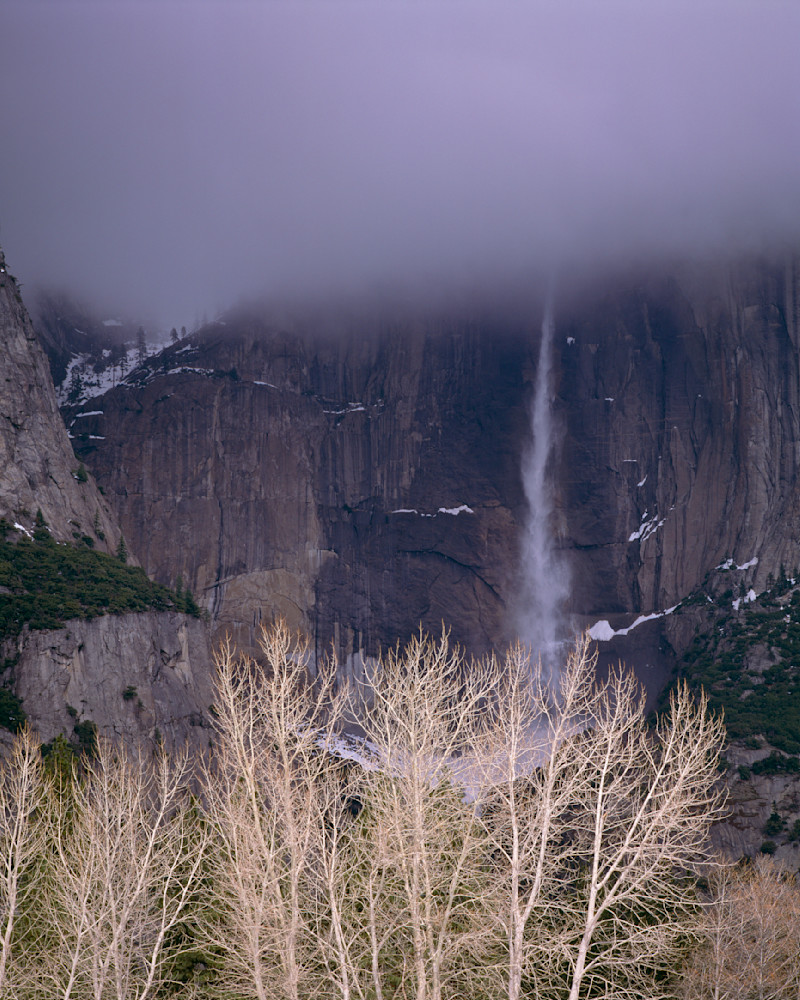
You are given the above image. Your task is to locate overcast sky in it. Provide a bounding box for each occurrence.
[2,0,799,327]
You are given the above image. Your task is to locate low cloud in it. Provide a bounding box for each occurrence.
[2,0,799,325]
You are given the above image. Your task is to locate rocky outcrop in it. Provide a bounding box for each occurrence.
[0,246,121,550]
[0,243,215,751]
[10,612,215,752]
[711,743,800,863]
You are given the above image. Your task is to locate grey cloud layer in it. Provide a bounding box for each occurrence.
[2,1,799,323]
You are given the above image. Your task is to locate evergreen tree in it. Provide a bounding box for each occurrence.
[33,509,51,544]
[115,536,128,564]
[136,326,147,366]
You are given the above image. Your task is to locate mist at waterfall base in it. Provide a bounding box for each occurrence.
[514,299,571,673]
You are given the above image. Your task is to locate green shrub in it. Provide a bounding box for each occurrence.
[0,687,26,733]
[764,809,786,837]
[0,535,201,643]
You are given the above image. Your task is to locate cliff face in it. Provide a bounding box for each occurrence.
[69,313,531,661]
[10,612,214,752]
[0,245,214,750]
[67,255,800,679]
[558,258,800,620]
[0,246,121,549]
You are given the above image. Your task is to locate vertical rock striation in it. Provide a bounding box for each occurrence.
[0,246,121,549]
[68,255,800,686]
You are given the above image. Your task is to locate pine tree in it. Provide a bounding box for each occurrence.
[33,509,51,543]
[136,327,147,366]
[115,536,128,564]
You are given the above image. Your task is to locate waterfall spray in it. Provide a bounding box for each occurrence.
[517,291,570,669]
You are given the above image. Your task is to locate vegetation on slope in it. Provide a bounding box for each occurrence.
[666,569,800,753]
[0,514,201,643]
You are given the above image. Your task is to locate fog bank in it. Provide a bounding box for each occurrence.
[1,1,799,325]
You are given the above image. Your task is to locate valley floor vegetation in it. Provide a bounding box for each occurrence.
[0,621,793,1000]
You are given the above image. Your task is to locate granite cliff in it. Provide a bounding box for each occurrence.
[67,309,531,665]
[0,246,213,748]
[0,246,121,550]
[66,255,800,691]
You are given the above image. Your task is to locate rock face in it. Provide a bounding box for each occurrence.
[558,258,800,621]
[0,244,215,750]
[69,255,800,683]
[0,246,121,550]
[60,256,800,675]
[10,613,215,752]
[69,310,532,661]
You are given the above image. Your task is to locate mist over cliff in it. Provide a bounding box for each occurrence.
[2,0,800,324]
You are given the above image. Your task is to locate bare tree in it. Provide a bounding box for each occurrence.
[476,634,725,1000]
[555,668,725,1000]
[476,639,602,1000]
[201,622,724,1000]
[353,629,500,1000]
[0,726,46,996]
[683,855,800,1000]
[40,738,207,1000]
[202,624,347,1000]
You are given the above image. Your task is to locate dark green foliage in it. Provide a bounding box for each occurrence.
[764,808,786,837]
[33,508,51,543]
[74,463,88,483]
[173,575,200,615]
[760,840,777,855]
[122,685,138,701]
[72,719,97,755]
[40,730,96,785]
[0,686,26,732]
[115,536,128,563]
[752,751,800,775]
[0,535,201,642]
[665,576,800,752]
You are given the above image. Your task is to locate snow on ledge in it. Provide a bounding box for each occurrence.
[588,605,679,642]
[732,589,758,611]
[13,522,33,539]
[390,505,473,517]
[716,556,759,571]
[628,515,665,543]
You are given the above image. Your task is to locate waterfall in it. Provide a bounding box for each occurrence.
[517,292,569,669]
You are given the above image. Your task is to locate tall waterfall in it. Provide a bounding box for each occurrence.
[517,293,569,669]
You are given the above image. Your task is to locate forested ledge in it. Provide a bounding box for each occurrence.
[0,513,202,643]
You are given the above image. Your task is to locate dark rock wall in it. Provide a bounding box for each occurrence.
[72,315,532,660]
[558,258,800,619]
[71,255,800,675]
